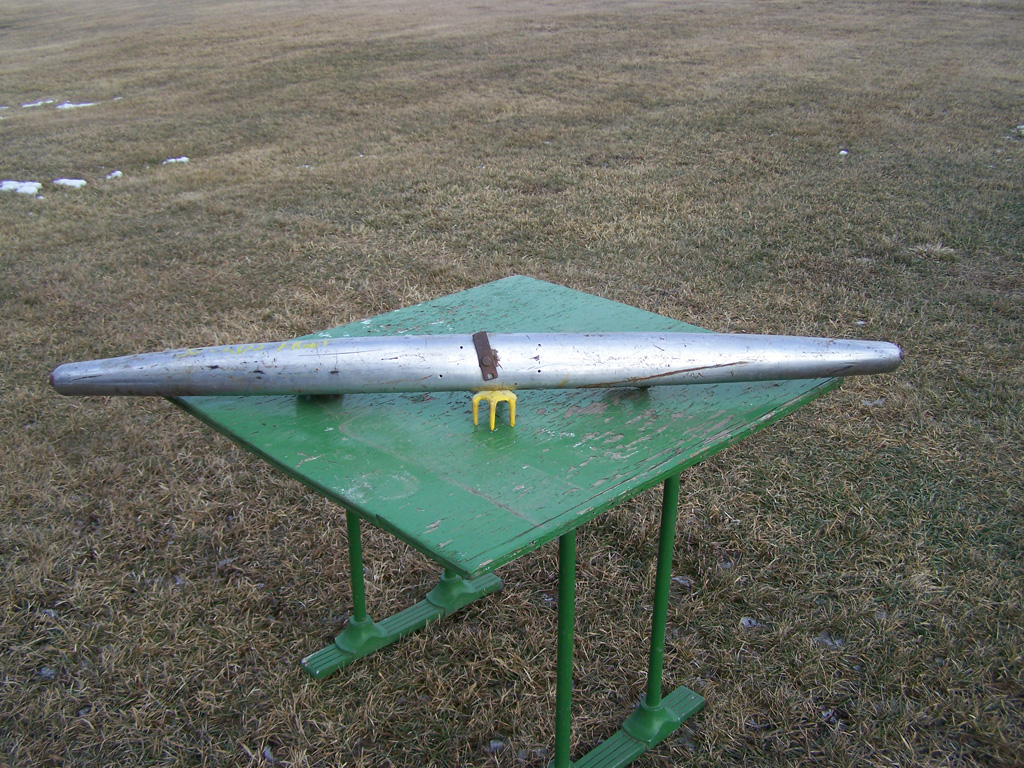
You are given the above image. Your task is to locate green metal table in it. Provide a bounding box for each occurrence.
[171,276,840,767]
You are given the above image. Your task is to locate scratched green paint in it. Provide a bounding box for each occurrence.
[172,277,839,579]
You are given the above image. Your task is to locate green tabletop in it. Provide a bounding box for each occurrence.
[172,276,838,579]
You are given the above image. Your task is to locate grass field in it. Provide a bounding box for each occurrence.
[2,0,1022,765]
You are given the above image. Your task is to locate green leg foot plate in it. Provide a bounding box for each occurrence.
[301,572,502,679]
[561,685,704,768]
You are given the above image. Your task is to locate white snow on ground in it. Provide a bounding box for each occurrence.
[3,150,190,198]
[11,97,116,112]
[55,101,98,110]
[1,181,43,195]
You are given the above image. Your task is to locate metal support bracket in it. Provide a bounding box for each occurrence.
[472,331,499,381]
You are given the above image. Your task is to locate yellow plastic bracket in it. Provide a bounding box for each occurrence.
[472,390,517,431]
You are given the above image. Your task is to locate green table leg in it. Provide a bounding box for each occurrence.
[569,474,705,768]
[301,512,503,679]
[551,529,577,768]
[331,512,388,655]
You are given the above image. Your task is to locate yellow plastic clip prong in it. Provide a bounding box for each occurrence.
[472,390,517,431]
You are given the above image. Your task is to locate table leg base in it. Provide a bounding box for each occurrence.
[553,685,704,768]
[300,572,503,679]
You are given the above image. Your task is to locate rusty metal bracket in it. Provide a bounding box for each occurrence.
[472,331,498,382]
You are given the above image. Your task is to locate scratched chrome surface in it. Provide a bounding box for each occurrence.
[50,333,903,397]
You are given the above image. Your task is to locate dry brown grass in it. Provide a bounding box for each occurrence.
[2,0,1023,766]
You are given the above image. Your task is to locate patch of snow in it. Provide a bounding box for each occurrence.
[55,100,98,110]
[485,739,507,755]
[162,156,189,164]
[53,178,87,189]
[22,99,55,108]
[106,170,123,180]
[1,180,43,195]
[815,631,845,650]
[37,666,58,680]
